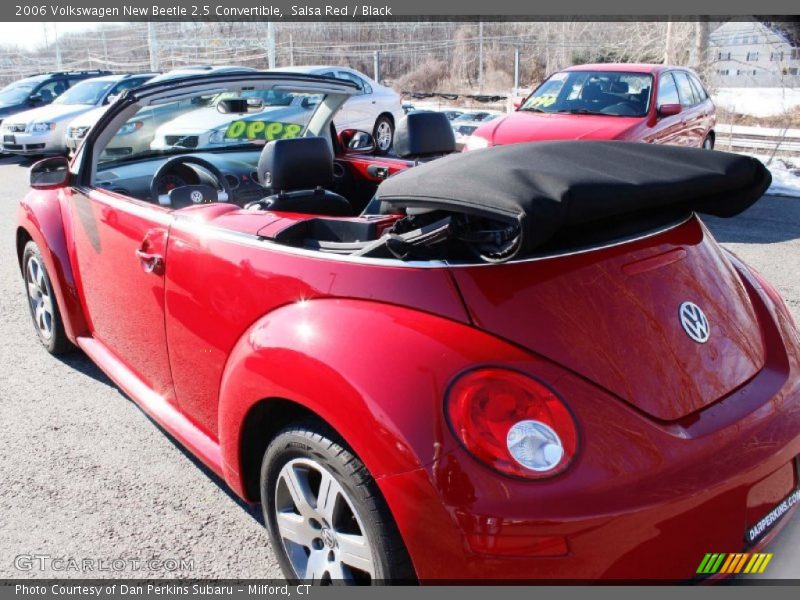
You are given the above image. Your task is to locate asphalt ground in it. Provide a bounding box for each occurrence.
[0,155,798,580]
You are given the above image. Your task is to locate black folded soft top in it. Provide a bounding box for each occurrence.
[376,141,771,254]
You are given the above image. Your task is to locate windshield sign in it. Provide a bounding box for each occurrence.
[97,85,326,166]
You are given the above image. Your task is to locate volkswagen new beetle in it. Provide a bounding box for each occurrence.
[15,72,800,583]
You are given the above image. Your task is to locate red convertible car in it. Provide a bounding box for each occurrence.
[15,72,800,583]
[466,64,716,151]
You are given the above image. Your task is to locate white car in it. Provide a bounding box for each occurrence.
[269,66,404,153]
[64,66,257,156]
[2,73,155,155]
[451,111,502,149]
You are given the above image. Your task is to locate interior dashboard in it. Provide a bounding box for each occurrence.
[94,151,268,206]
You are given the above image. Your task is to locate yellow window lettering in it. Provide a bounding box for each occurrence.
[264,122,285,141]
[226,121,246,139]
[282,124,303,139]
[246,121,266,139]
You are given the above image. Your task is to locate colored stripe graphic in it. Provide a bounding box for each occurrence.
[698,553,774,575]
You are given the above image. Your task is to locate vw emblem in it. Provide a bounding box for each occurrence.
[190,190,204,203]
[320,528,336,548]
[679,301,710,344]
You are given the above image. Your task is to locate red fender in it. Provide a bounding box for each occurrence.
[16,189,89,342]
[217,297,537,498]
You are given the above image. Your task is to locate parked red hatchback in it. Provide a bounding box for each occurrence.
[466,63,716,151]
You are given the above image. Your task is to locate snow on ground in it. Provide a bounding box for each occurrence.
[712,87,800,117]
[763,157,800,198]
[743,153,800,197]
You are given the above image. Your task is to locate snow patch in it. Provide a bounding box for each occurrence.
[713,88,800,118]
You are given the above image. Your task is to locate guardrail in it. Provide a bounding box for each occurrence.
[716,124,800,156]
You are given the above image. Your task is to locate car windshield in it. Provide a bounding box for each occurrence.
[55,80,115,105]
[520,70,653,117]
[0,83,34,104]
[97,83,326,167]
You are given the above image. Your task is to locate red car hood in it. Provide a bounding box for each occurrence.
[450,218,766,422]
[475,112,640,145]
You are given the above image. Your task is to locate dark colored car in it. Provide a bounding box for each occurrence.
[15,73,800,583]
[0,70,112,126]
[467,63,716,151]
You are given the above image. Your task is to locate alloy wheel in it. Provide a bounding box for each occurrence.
[375,121,393,152]
[274,458,375,583]
[26,256,54,341]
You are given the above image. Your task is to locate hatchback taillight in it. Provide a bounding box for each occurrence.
[446,368,578,479]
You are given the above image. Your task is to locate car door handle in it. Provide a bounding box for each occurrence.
[135,249,164,274]
[367,165,389,179]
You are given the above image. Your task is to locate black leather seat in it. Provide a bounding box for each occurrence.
[393,111,456,163]
[254,137,353,216]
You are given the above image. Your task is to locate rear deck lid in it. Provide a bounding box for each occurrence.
[450,217,765,421]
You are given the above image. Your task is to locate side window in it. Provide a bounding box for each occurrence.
[657,73,680,107]
[107,77,149,101]
[35,79,67,102]
[673,72,697,107]
[335,71,367,95]
[688,74,708,101]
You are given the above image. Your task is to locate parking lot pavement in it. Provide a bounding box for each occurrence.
[0,156,798,580]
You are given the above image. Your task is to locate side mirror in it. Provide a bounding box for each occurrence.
[30,156,70,190]
[512,98,523,110]
[106,94,120,105]
[338,129,376,154]
[28,93,42,105]
[657,103,682,118]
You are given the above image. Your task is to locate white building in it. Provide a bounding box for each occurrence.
[709,20,800,87]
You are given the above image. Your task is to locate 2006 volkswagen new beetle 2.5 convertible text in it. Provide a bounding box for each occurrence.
[14,71,800,583]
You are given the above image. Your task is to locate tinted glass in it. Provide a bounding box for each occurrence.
[657,73,680,106]
[672,72,697,107]
[688,74,708,101]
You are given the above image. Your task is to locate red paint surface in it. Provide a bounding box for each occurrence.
[15,161,800,580]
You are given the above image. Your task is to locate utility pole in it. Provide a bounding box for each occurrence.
[148,22,159,72]
[266,22,276,68]
[54,23,62,70]
[694,19,710,76]
[664,21,674,64]
[373,50,380,82]
[513,47,520,95]
[101,27,109,69]
[478,21,484,92]
[289,34,294,66]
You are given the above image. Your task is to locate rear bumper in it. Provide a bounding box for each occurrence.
[378,280,800,581]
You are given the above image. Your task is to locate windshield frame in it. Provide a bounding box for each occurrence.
[77,72,358,186]
[520,70,654,118]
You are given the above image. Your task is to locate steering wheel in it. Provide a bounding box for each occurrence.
[150,155,234,208]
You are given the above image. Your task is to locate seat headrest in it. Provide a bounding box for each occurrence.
[257,137,333,191]
[393,111,455,159]
[582,82,604,101]
[610,81,629,94]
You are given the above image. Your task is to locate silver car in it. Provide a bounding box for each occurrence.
[3,73,155,155]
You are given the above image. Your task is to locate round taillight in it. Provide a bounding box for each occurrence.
[446,368,578,479]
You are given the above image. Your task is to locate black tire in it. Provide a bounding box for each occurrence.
[261,423,415,584]
[22,241,71,355]
[702,133,714,150]
[372,116,394,155]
